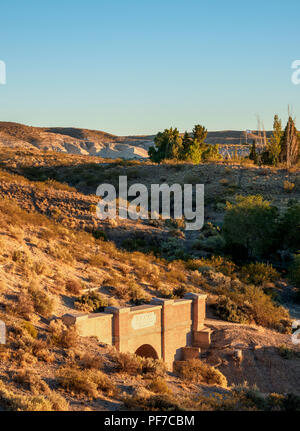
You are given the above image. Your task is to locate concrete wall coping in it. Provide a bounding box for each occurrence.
[173,299,193,305]
[184,293,207,300]
[104,306,130,314]
[150,298,174,305]
[63,312,88,320]
[129,304,162,313]
[87,312,113,320]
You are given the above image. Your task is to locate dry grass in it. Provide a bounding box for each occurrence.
[110,351,166,376]
[174,359,227,387]
[57,367,117,399]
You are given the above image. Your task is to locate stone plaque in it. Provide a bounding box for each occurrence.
[131,312,156,330]
[0,320,6,345]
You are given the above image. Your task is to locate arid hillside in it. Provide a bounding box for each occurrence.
[0,148,299,411]
[0,122,151,159]
[0,122,271,160]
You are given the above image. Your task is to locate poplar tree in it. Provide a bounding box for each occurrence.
[266,115,282,165]
[280,117,299,168]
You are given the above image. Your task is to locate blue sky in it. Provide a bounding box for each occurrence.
[0,0,299,135]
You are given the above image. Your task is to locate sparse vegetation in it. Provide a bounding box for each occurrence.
[174,359,227,387]
[0,140,299,412]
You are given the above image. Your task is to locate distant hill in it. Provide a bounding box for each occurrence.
[0,122,271,159]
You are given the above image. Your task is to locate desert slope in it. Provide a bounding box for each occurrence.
[0,122,270,160]
[0,122,151,159]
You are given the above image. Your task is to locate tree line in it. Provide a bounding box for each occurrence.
[250,115,300,167]
[148,125,221,163]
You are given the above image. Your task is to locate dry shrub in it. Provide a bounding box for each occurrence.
[65,279,82,295]
[22,321,38,339]
[12,282,54,320]
[0,380,68,411]
[147,377,170,394]
[27,282,54,317]
[127,281,151,305]
[111,351,166,376]
[123,393,181,411]
[47,243,74,265]
[89,254,112,268]
[32,261,47,276]
[113,284,130,301]
[0,280,6,293]
[9,324,54,364]
[283,181,295,193]
[32,339,55,363]
[111,280,151,304]
[7,225,24,242]
[174,359,227,387]
[165,262,188,284]
[157,285,173,299]
[0,380,52,411]
[14,369,49,394]
[78,352,103,370]
[189,271,207,288]
[46,390,69,411]
[12,291,35,319]
[48,320,78,348]
[57,367,116,398]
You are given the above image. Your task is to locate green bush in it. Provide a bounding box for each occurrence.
[213,296,250,324]
[288,254,300,299]
[92,230,107,241]
[279,204,300,251]
[22,321,38,339]
[223,195,278,259]
[278,344,300,359]
[74,293,108,313]
[213,284,291,333]
[240,262,279,286]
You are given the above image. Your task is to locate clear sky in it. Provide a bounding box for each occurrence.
[0,0,299,135]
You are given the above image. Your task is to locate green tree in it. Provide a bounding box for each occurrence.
[249,140,258,164]
[185,124,213,163]
[266,115,283,165]
[288,254,300,299]
[280,116,299,167]
[223,195,278,259]
[148,128,183,163]
[202,143,222,161]
[186,139,203,163]
[180,131,192,159]
[192,124,207,142]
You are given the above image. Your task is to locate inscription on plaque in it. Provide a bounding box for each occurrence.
[131,312,156,330]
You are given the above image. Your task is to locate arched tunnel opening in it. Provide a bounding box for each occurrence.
[135,344,159,360]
